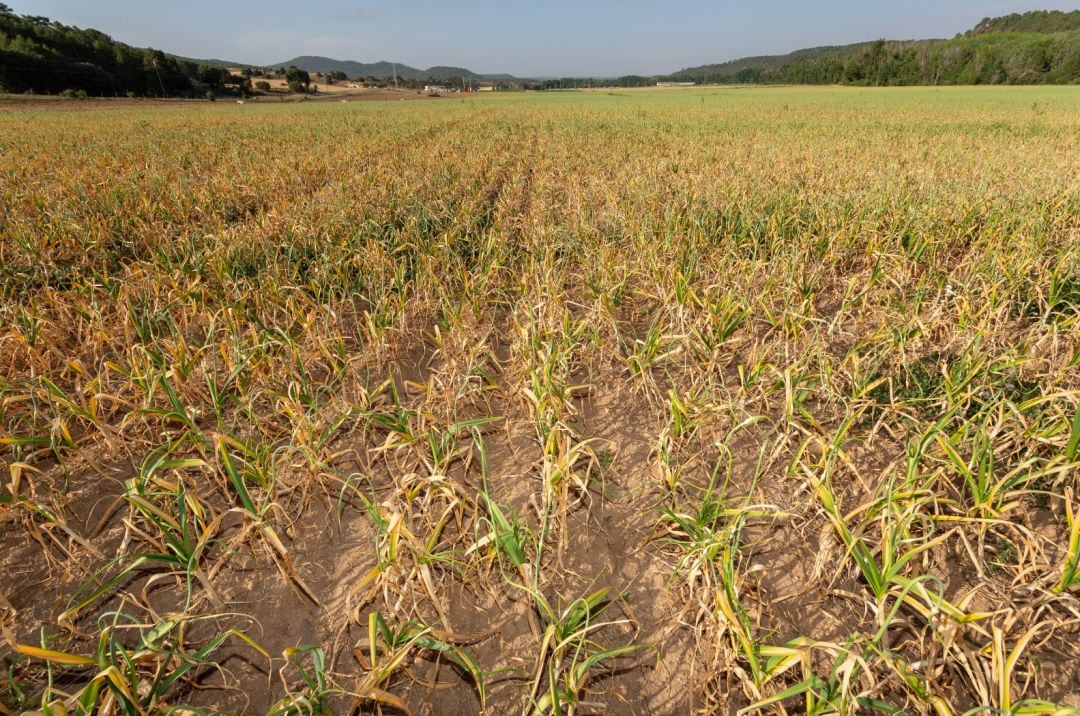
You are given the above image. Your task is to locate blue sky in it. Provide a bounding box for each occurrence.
[9,1,1077,76]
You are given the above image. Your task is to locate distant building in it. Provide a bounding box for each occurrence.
[477,81,495,92]
[424,85,448,96]
[656,81,696,87]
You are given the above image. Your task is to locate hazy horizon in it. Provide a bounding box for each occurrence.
[8,0,1079,76]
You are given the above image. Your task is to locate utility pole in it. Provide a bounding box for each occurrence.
[392,62,399,90]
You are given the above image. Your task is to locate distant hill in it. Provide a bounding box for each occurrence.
[270,55,514,80]
[424,65,516,81]
[170,55,259,70]
[271,56,417,78]
[666,11,1080,86]
[669,44,874,83]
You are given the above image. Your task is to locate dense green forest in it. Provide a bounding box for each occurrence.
[965,10,1080,35]
[668,11,1080,86]
[0,4,253,97]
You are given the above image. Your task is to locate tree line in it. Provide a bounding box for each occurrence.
[669,33,1080,86]
[0,5,253,97]
[667,12,1080,87]
[965,10,1080,36]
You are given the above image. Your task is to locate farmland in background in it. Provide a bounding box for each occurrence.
[1,85,1079,714]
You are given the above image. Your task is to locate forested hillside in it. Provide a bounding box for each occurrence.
[669,11,1080,85]
[965,10,1080,35]
[0,4,201,95]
